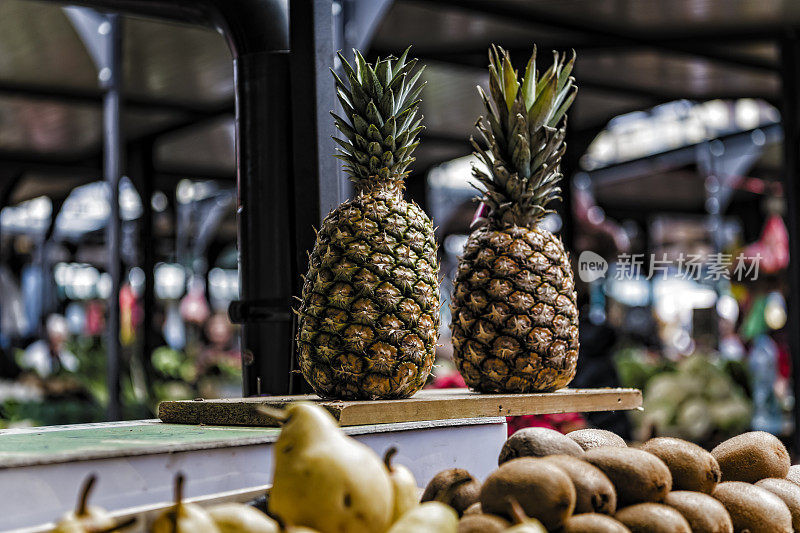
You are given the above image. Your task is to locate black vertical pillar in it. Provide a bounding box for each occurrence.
[288,0,337,392]
[129,140,156,387]
[237,49,295,396]
[0,170,23,344]
[781,35,800,453]
[104,13,123,420]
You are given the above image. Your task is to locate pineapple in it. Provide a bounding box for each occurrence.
[297,49,440,400]
[451,45,579,393]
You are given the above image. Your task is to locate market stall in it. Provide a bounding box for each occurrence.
[1,0,800,531]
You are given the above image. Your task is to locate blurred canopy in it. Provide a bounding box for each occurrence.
[0,0,792,209]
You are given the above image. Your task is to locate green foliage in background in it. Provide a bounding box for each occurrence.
[616,349,752,444]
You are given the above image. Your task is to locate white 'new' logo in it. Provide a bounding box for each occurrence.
[578,251,608,282]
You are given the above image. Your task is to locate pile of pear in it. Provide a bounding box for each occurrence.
[49,405,800,533]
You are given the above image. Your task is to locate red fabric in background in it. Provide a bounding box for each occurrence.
[429,368,586,437]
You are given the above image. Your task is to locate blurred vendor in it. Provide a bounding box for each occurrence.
[19,314,78,377]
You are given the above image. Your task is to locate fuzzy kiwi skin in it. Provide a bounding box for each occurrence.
[541,455,617,514]
[663,491,732,533]
[711,431,790,483]
[755,478,800,531]
[561,513,631,533]
[641,437,721,494]
[420,468,480,516]
[568,429,627,451]
[712,481,792,533]
[499,427,584,464]
[457,513,509,533]
[615,503,691,533]
[479,457,576,530]
[786,464,800,486]
[584,447,672,506]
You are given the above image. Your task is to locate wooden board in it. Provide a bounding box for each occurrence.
[158,387,642,427]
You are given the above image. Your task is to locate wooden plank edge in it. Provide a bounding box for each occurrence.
[158,388,642,427]
[337,388,642,425]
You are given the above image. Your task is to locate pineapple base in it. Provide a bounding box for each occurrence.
[451,224,579,393]
[297,191,440,400]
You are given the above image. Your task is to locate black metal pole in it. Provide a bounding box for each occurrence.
[286,0,337,393]
[236,49,295,396]
[104,13,123,420]
[0,170,22,345]
[780,34,800,453]
[129,140,157,388]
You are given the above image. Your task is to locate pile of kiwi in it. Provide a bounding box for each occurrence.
[426,427,800,533]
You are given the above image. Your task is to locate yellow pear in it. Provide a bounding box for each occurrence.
[151,473,220,533]
[53,474,118,533]
[386,502,457,533]
[207,503,279,533]
[383,447,419,522]
[265,402,393,533]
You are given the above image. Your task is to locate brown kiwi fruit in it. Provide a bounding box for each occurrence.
[479,457,576,530]
[711,431,790,483]
[561,513,631,533]
[755,478,800,531]
[584,447,672,506]
[457,513,510,533]
[499,427,584,464]
[421,468,481,516]
[568,429,627,451]
[640,437,721,493]
[541,455,617,514]
[615,503,691,533]
[712,481,792,533]
[786,464,800,486]
[663,490,733,533]
[462,502,482,516]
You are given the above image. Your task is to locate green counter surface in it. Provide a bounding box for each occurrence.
[0,420,281,468]
[0,417,503,469]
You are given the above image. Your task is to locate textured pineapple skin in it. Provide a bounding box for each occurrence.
[451,224,579,393]
[298,191,440,400]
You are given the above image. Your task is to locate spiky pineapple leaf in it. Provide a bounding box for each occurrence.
[472,45,578,227]
[521,46,537,111]
[331,47,424,186]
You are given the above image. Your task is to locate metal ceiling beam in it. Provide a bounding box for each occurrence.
[586,122,782,187]
[0,79,232,117]
[402,52,778,105]
[409,0,780,73]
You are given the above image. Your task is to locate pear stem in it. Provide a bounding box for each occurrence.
[435,473,474,504]
[77,474,97,517]
[172,472,185,533]
[255,405,288,424]
[507,497,529,525]
[383,446,398,472]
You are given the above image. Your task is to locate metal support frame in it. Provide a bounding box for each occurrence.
[128,140,157,388]
[390,49,778,106]
[102,14,124,421]
[780,35,800,454]
[415,0,779,73]
[63,5,126,419]
[52,0,319,396]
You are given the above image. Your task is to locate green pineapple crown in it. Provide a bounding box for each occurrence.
[331,48,425,194]
[472,45,577,228]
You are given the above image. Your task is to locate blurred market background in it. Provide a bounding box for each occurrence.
[0,0,796,451]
